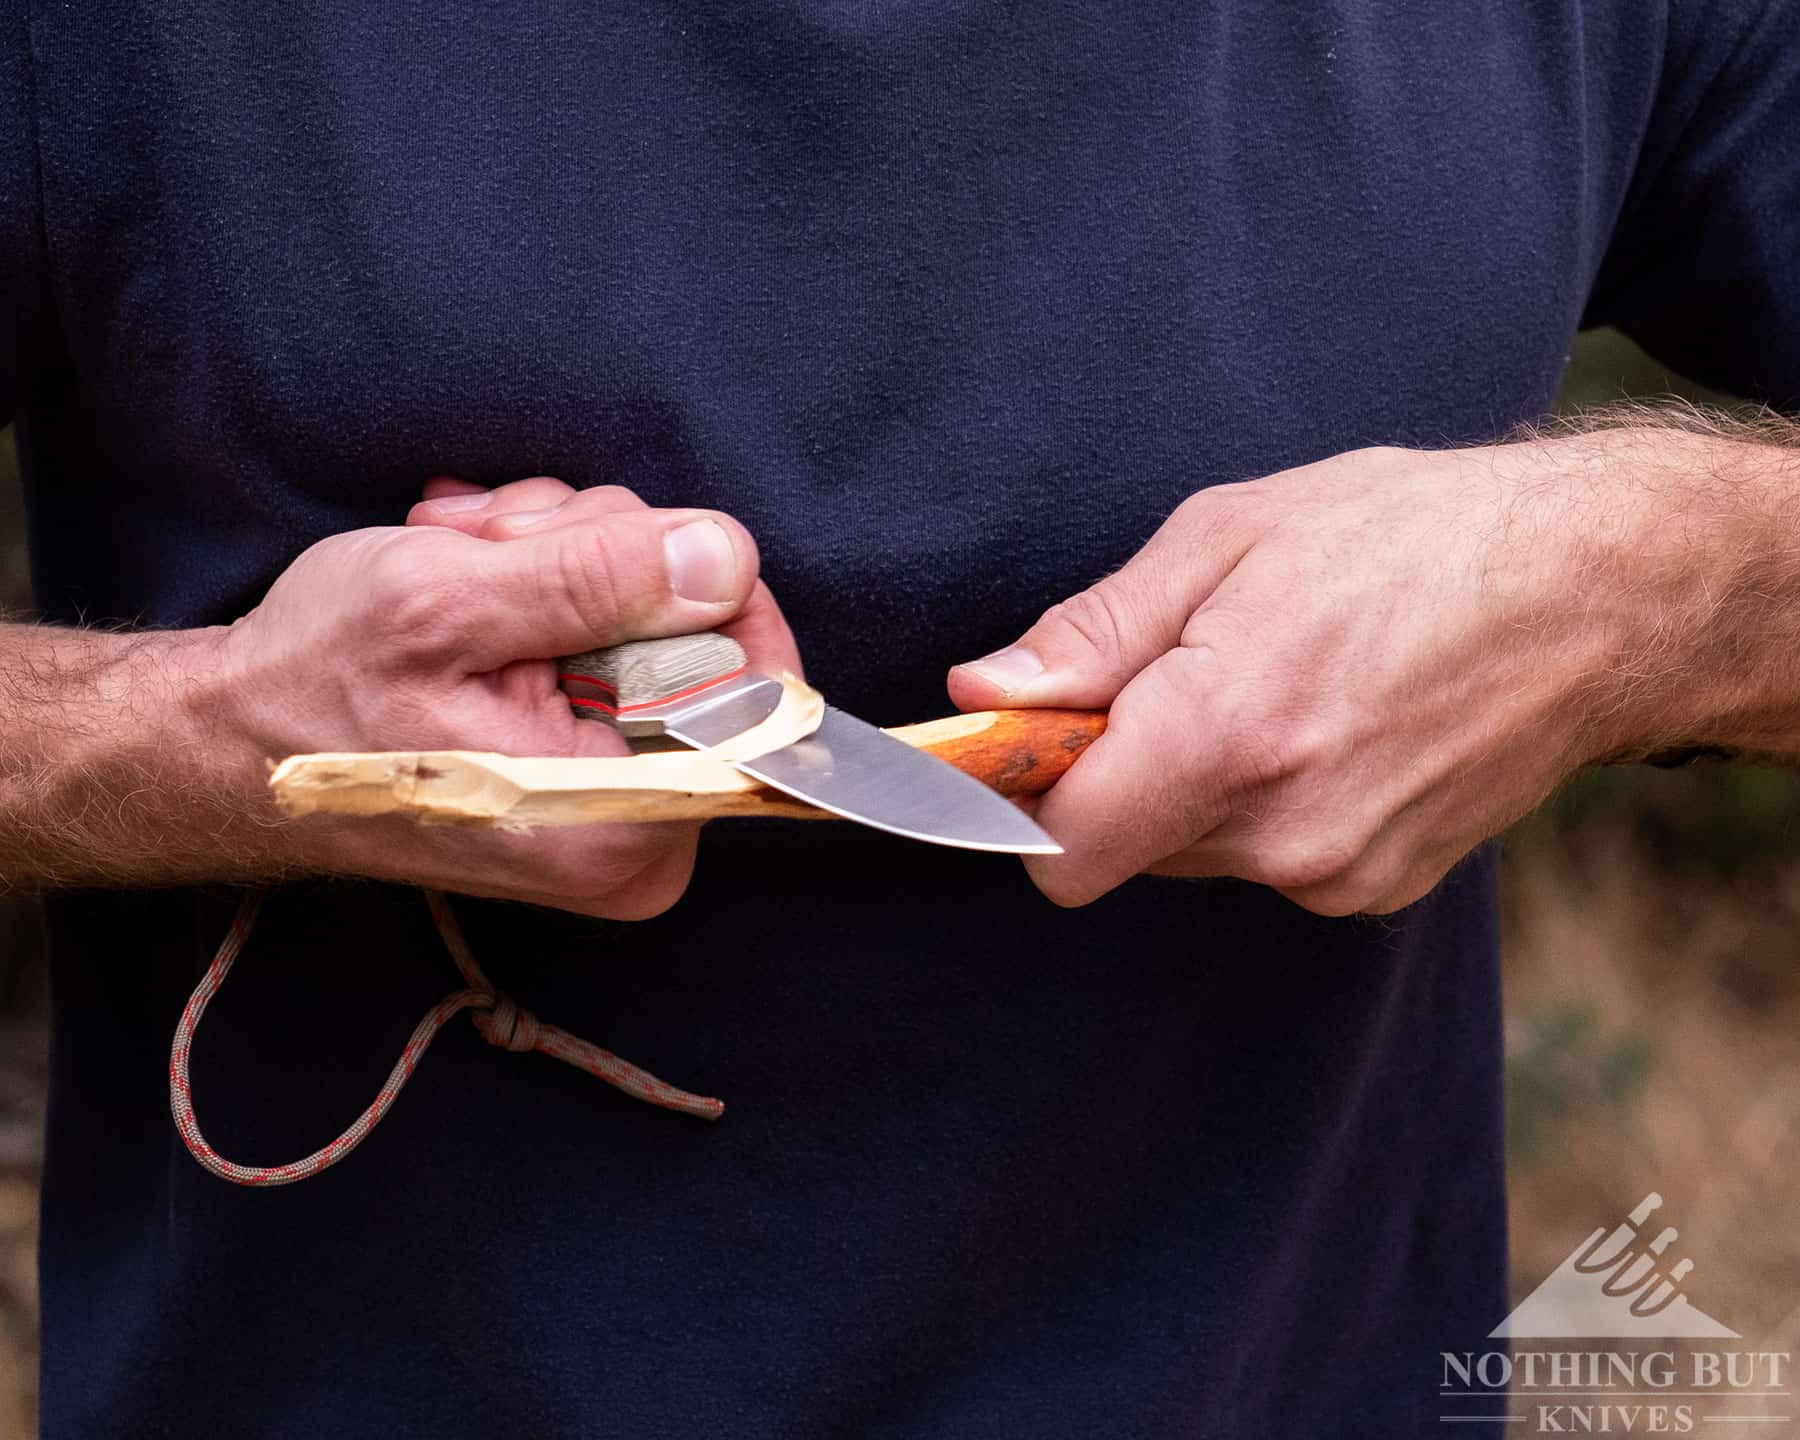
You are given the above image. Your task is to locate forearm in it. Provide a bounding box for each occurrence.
[0,621,295,889]
[1570,409,1800,766]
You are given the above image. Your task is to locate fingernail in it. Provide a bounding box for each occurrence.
[501,507,560,529]
[957,645,1045,695]
[665,520,738,603]
[427,491,492,513]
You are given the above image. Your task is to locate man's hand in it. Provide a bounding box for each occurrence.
[950,423,1800,915]
[0,477,797,917]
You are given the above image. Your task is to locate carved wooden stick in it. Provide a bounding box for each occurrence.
[269,709,1106,830]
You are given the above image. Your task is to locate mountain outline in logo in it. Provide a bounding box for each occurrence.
[1492,1193,1739,1340]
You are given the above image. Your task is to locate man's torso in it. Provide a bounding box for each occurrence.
[11,2,1683,1433]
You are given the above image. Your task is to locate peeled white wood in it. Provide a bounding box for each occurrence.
[268,709,1009,832]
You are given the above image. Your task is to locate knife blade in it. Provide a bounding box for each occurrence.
[558,633,1062,854]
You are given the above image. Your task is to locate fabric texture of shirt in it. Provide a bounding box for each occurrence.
[3,2,1798,1436]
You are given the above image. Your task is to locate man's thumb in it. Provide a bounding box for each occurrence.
[949,575,1183,711]
[441,508,760,672]
[948,494,1255,710]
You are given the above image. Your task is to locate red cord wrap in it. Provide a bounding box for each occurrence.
[169,889,723,1187]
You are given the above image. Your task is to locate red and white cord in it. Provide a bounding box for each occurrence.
[168,890,723,1187]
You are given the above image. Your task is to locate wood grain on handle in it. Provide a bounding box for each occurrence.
[269,709,1106,829]
[897,707,1105,798]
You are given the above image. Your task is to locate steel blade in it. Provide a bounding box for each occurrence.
[668,703,1062,855]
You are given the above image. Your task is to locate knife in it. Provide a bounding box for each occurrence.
[557,632,1062,854]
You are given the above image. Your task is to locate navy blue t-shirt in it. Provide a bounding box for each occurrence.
[4,3,1798,1436]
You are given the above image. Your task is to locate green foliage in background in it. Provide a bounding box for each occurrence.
[1515,762,1800,874]
[1554,327,1736,412]
[1506,1003,1653,1166]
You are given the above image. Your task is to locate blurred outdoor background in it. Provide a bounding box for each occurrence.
[1504,335,1800,1409]
[0,332,1797,1434]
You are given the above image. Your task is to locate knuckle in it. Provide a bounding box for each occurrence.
[1215,724,1296,798]
[505,474,575,498]
[1041,586,1134,666]
[1287,884,1370,919]
[1128,646,1216,722]
[367,540,461,655]
[1203,678,1336,795]
[1172,487,1227,531]
[479,477,577,521]
[1257,830,1363,892]
[365,539,431,604]
[552,526,636,634]
[1364,859,1442,915]
[1025,859,1101,910]
[1175,480,1264,535]
[583,484,646,509]
[1277,852,1400,917]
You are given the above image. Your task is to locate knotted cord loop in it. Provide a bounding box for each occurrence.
[475,993,541,1053]
[169,888,723,1188]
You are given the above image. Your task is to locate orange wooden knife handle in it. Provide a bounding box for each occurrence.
[894,708,1107,797]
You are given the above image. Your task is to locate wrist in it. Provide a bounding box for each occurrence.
[203,616,412,879]
[102,625,305,858]
[160,623,274,807]
[1551,425,1800,763]
[200,618,357,874]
